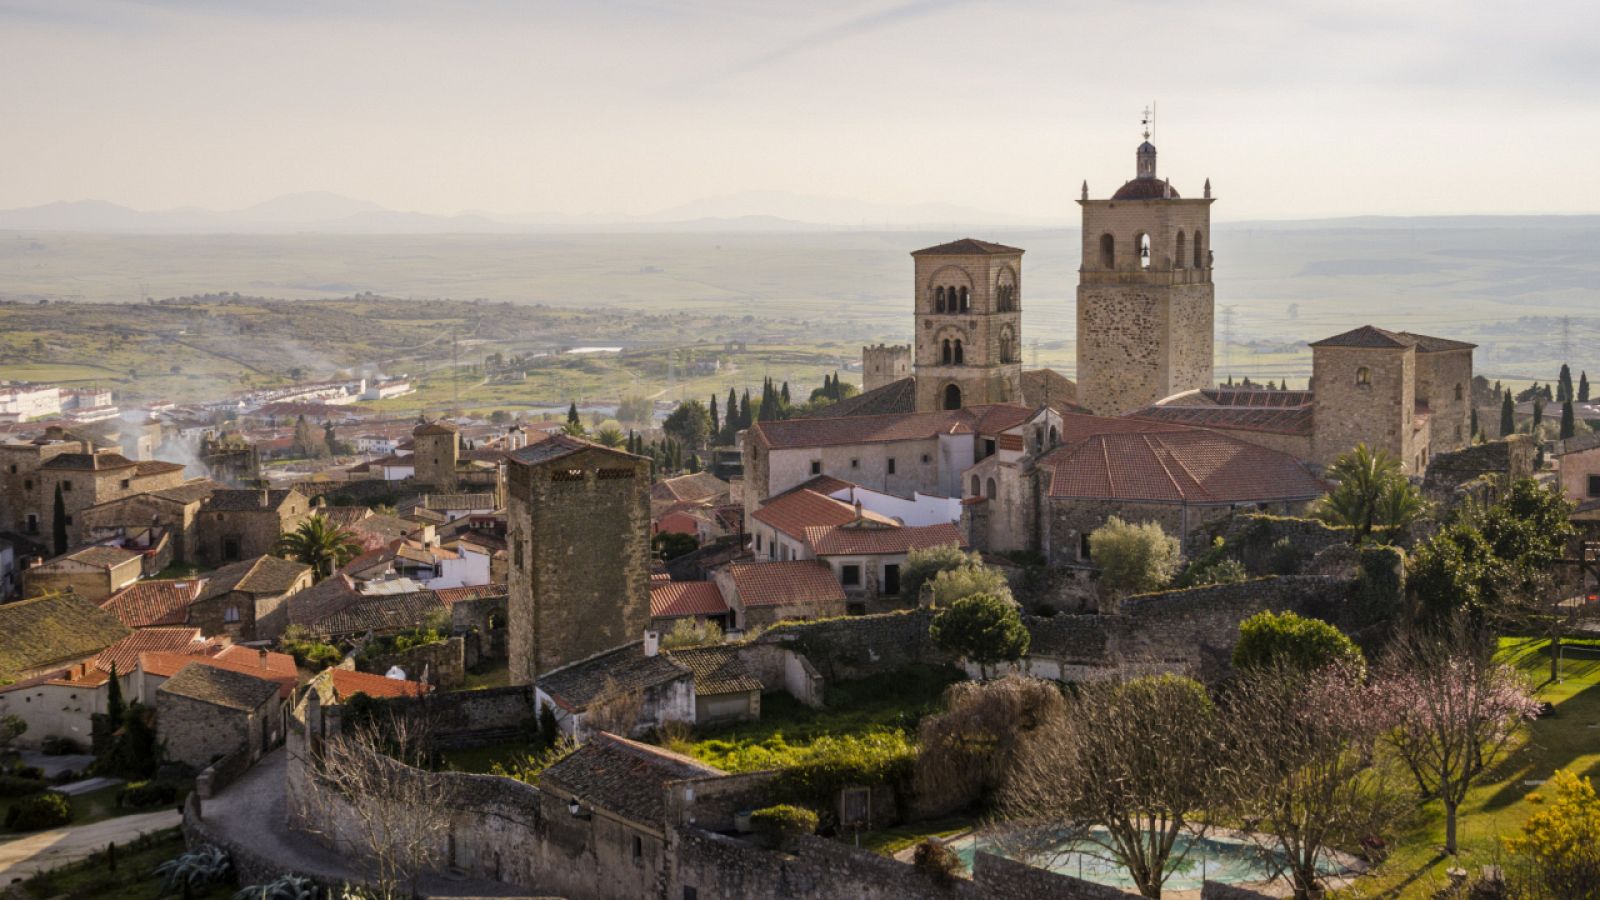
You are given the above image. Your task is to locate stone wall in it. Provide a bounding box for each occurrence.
[972,851,1133,899]
[1199,514,1355,574]
[1423,435,1537,505]
[861,344,911,393]
[751,609,953,682]
[352,684,533,749]
[1312,344,1416,471]
[156,691,262,770]
[358,636,466,689]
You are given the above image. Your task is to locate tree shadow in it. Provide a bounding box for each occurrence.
[1479,645,1600,813]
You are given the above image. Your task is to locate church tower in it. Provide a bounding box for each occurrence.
[911,238,1024,412]
[1076,136,1214,416]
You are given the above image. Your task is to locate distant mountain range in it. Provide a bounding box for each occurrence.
[1,191,1594,234]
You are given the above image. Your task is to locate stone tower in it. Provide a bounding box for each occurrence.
[1076,140,1215,416]
[911,238,1024,412]
[861,344,911,393]
[505,434,651,684]
[411,419,460,491]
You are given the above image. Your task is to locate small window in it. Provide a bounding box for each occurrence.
[63,515,72,526]
[986,478,996,498]
[61,481,71,491]
[887,458,896,475]
[921,454,930,464]
[1589,475,1600,498]
[810,461,821,475]
[1454,383,1464,401]
[632,835,643,863]
[224,606,240,623]
[970,475,980,496]
[755,533,762,552]
[850,458,859,469]
[685,889,699,900]
[23,479,31,490]
[6,465,14,473]
[1355,367,1371,386]
[120,479,130,489]
[841,564,861,587]
[983,438,996,458]
[1079,532,1092,561]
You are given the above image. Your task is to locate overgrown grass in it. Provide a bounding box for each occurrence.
[1336,637,1600,898]
[18,826,234,900]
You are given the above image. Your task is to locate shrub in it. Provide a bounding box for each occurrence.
[233,874,318,900]
[41,735,83,755]
[927,563,1013,607]
[929,593,1029,677]
[280,633,343,669]
[1267,536,1303,575]
[118,780,179,809]
[1502,768,1600,898]
[0,773,45,798]
[11,764,44,780]
[750,804,818,850]
[1089,517,1181,597]
[769,732,917,821]
[913,838,967,883]
[902,544,983,602]
[1232,610,1365,676]
[6,791,72,831]
[154,844,233,897]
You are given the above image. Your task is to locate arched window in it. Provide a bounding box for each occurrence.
[943,384,962,410]
[1454,383,1464,401]
[953,340,964,365]
[1356,366,1371,386]
[1049,425,1059,446]
[970,475,980,496]
[941,340,952,364]
[1138,233,1152,269]
[1000,327,1014,363]
[959,287,970,312]
[935,287,945,313]
[1175,231,1186,268]
[1100,233,1115,269]
[986,478,996,498]
[1193,230,1205,269]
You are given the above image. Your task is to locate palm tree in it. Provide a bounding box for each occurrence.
[273,514,362,579]
[594,426,624,448]
[1315,443,1426,541]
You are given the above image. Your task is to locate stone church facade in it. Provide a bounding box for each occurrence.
[909,238,1026,412]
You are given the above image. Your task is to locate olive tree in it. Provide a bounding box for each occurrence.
[1089,517,1181,598]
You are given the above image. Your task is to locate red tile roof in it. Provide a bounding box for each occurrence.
[726,561,846,608]
[911,238,1024,256]
[92,627,209,681]
[328,667,429,700]
[1130,405,1315,436]
[804,522,966,556]
[141,645,298,698]
[751,489,895,540]
[1045,430,1326,503]
[434,584,508,604]
[101,579,204,628]
[1054,411,1191,446]
[750,404,1034,450]
[649,581,730,618]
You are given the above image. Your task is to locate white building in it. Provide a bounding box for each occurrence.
[0,385,61,421]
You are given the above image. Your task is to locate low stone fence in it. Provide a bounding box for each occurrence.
[184,793,320,888]
[195,747,252,800]
[357,637,466,689]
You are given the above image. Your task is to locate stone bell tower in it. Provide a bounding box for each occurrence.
[911,238,1025,412]
[1076,135,1215,416]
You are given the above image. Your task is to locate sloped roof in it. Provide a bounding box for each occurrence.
[95,627,207,679]
[1309,325,1414,350]
[911,238,1024,256]
[1054,411,1192,446]
[101,579,205,627]
[157,662,281,712]
[802,377,918,419]
[150,480,224,505]
[804,521,966,556]
[649,581,730,619]
[135,460,185,477]
[1045,430,1325,502]
[540,732,722,825]
[413,420,459,436]
[0,593,131,676]
[508,434,641,467]
[536,641,690,712]
[196,555,312,602]
[1130,404,1315,436]
[752,488,895,540]
[40,452,137,471]
[55,545,142,569]
[726,561,846,608]
[286,574,363,629]
[1111,177,1180,200]
[328,667,429,701]
[1399,332,1478,353]
[419,493,497,511]
[1019,368,1082,412]
[752,404,1034,450]
[203,489,299,512]
[434,584,508,604]
[306,590,446,638]
[668,645,762,697]
[651,472,730,504]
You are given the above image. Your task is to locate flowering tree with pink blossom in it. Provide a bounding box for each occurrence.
[1377,636,1542,854]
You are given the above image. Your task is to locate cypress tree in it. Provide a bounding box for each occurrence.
[106,662,124,727]
[1533,398,1544,431]
[1582,371,1591,402]
[1562,400,1577,439]
[739,389,751,428]
[567,402,580,426]
[1501,391,1515,436]
[1470,406,1479,437]
[687,452,701,474]
[1559,364,1574,402]
[781,381,791,407]
[52,482,67,556]
[708,394,719,436]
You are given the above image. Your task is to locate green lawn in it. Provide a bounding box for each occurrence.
[440,740,539,775]
[1336,637,1600,898]
[17,826,234,900]
[462,660,510,691]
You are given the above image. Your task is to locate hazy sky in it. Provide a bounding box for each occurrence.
[5,0,1598,221]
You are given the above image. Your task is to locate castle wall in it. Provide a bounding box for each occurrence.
[861,345,911,393]
[1414,348,1474,457]
[1311,345,1415,470]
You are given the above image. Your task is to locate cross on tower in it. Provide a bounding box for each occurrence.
[1141,104,1153,141]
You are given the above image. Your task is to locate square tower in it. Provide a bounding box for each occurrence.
[910,238,1024,412]
[505,435,651,684]
[1310,326,1421,473]
[1076,140,1215,416]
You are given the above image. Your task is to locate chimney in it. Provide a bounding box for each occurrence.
[259,489,270,507]
[258,648,269,668]
[643,629,660,657]
[853,499,863,525]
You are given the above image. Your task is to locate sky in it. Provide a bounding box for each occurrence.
[3,0,1598,222]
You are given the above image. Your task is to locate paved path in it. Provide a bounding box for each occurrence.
[0,809,181,882]
[203,749,526,896]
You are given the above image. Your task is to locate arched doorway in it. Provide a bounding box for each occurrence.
[942,384,962,410]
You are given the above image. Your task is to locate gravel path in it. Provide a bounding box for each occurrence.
[0,809,181,881]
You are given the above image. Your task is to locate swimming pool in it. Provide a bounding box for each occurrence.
[951,827,1344,891]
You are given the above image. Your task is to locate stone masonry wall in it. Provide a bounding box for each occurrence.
[358,636,466,689]
[1312,345,1415,471]
[751,609,953,682]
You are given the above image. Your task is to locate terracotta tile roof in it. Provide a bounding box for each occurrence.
[726,561,846,608]
[801,378,917,419]
[94,627,207,679]
[1399,332,1477,353]
[197,555,312,601]
[1111,176,1180,200]
[1130,405,1315,436]
[306,590,446,638]
[134,460,185,476]
[911,238,1024,256]
[101,579,204,627]
[0,593,130,676]
[1309,325,1414,349]
[40,452,137,471]
[203,489,300,512]
[1198,388,1314,409]
[540,732,722,825]
[1054,411,1192,446]
[1020,368,1083,412]
[752,404,1034,450]
[781,474,856,497]
[751,489,894,539]
[536,642,691,712]
[150,480,223,504]
[157,663,280,712]
[1045,430,1326,503]
[668,645,761,697]
[434,584,508,604]
[651,472,730,504]
[141,646,297,698]
[508,433,641,466]
[413,420,459,436]
[328,667,429,701]
[419,493,497,511]
[649,581,730,618]
[804,522,966,556]
[287,574,363,629]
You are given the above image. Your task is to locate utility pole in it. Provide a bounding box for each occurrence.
[1220,305,1236,382]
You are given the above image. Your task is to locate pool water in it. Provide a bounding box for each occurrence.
[951,828,1341,891]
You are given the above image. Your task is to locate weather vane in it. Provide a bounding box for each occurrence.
[1141,103,1155,141]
